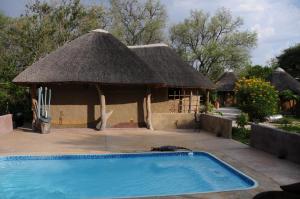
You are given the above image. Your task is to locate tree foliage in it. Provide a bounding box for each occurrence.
[1,1,259,119]
[277,43,300,79]
[169,8,257,79]
[0,0,109,116]
[110,0,166,45]
[0,0,168,117]
[279,89,300,102]
[240,65,273,80]
[235,78,279,121]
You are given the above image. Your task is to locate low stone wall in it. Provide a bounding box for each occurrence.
[250,124,300,164]
[152,113,196,130]
[152,113,233,138]
[199,114,232,138]
[0,114,13,134]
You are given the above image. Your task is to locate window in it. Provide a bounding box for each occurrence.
[168,88,202,113]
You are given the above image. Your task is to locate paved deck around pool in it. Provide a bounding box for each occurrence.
[1,128,300,199]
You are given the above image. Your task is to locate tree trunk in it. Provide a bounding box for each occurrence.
[146,88,153,130]
[96,85,113,131]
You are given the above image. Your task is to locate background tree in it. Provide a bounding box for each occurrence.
[0,0,109,116]
[110,0,166,45]
[240,65,273,80]
[169,8,257,80]
[277,43,300,79]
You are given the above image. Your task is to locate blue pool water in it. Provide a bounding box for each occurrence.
[0,152,256,199]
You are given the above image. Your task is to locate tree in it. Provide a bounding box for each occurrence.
[169,8,257,80]
[235,78,279,121]
[240,65,273,80]
[110,0,166,45]
[277,43,300,79]
[0,0,109,116]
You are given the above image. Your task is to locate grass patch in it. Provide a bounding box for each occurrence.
[278,125,300,133]
[271,115,300,134]
[232,127,251,145]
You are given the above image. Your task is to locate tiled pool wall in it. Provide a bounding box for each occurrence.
[0,151,257,188]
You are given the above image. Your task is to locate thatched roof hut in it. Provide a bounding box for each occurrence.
[215,72,237,92]
[13,30,214,130]
[128,44,214,89]
[268,67,300,94]
[13,29,163,86]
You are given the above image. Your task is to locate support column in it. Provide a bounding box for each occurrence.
[146,88,153,130]
[188,90,193,113]
[96,84,113,131]
[205,89,210,113]
[30,85,38,131]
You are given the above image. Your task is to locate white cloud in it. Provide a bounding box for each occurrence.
[239,3,265,12]
[251,24,275,39]
[162,0,300,65]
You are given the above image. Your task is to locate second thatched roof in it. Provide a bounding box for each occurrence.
[128,44,215,89]
[268,67,300,94]
[215,72,237,92]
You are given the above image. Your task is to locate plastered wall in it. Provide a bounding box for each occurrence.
[33,84,203,129]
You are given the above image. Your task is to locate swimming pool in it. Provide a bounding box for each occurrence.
[0,152,257,199]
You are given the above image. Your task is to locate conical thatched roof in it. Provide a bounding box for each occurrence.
[215,72,237,92]
[268,67,300,94]
[13,29,163,86]
[128,44,215,89]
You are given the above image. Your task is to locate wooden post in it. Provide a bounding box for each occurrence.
[146,88,153,130]
[96,85,113,131]
[196,90,199,113]
[30,85,38,131]
[188,90,193,113]
[205,89,210,113]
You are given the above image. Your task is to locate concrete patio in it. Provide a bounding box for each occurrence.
[1,128,300,199]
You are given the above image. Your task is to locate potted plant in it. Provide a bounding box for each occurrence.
[210,91,219,109]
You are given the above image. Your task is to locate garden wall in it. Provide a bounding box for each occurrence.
[152,113,233,139]
[199,114,232,138]
[152,113,196,130]
[0,114,13,134]
[250,124,300,164]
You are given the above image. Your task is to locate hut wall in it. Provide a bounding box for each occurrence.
[49,84,148,128]
[42,85,201,128]
[151,88,170,113]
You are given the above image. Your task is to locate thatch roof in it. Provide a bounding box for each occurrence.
[128,44,215,89]
[268,67,300,94]
[215,72,237,92]
[13,29,163,86]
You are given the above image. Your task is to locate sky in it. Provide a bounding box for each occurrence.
[1,0,300,66]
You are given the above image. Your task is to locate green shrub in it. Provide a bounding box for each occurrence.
[209,91,218,103]
[236,112,249,128]
[206,102,215,112]
[232,127,251,145]
[0,83,31,121]
[235,78,279,121]
[279,89,300,101]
